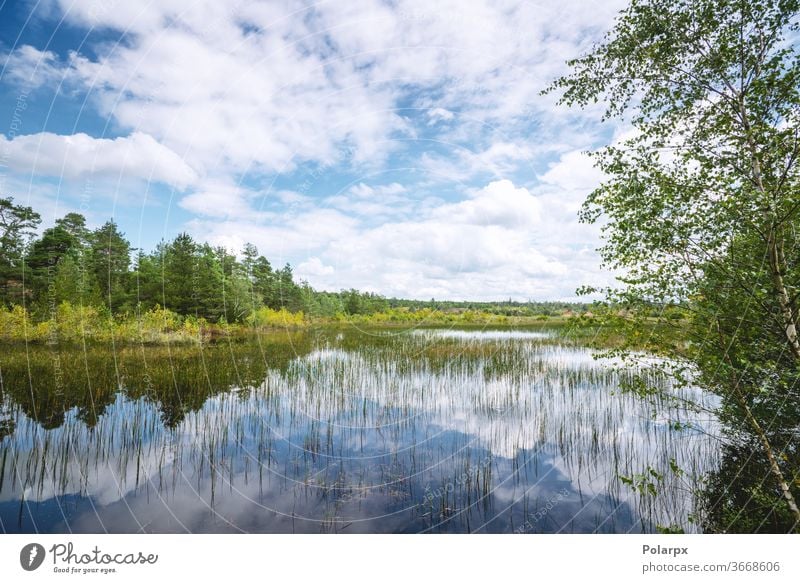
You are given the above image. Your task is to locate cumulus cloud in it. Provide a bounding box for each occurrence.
[431,180,540,228]
[179,181,269,219]
[3,45,66,88]
[188,178,610,300]
[297,257,335,278]
[6,0,625,174]
[1,0,628,299]
[0,132,197,188]
[540,150,605,192]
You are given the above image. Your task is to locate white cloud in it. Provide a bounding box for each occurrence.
[7,0,625,175]
[463,142,537,177]
[0,131,197,189]
[431,179,540,228]
[319,182,414,219]
[179,181,269,219]
[296,257,335,279]
[417,141,542,183]
[2,0,629,300]
[349,182,407,198]
[3,45,65,88]
[187,178,611,300]
[540,150,605,192]
[427,107,455,124]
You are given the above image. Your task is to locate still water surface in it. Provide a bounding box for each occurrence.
[0,327,718,533]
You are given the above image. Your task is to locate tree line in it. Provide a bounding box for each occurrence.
[0,196,393,321]
[1,197,589,324]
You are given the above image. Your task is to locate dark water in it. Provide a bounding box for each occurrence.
[0,326,718,533]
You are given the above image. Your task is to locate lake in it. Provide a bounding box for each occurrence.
[0,325,718,533]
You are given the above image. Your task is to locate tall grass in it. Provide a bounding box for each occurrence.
[0,327,718,533]
[0,302,309,344]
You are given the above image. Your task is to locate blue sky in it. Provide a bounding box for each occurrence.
[0,0,627,300]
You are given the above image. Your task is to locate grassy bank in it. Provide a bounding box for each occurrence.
[0,302,306,344]
[0,301,592,345]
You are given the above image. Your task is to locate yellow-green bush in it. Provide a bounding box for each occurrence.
[0,303,208,344]
[0,305,35,341]
[131,305,199,344]
[247,307,306,328]
[333,307,512,326]
[53,302,112,342]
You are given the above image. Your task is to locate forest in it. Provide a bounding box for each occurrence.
[0,196,586,342]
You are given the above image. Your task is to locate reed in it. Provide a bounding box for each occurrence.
[0,326,718,533]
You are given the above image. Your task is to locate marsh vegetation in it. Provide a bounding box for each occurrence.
[0,325,718,533]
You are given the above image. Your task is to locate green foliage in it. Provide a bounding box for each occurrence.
[247,306,306,328]
[699,439,800,533]
[0,196,40,305]
[90,220,131,310]
[619,466,664,498]
[50,254,102,308]
[333,306,513,325]
[0,304,33,340]
[655,525,685,534]
[0,302,227,345]
[549,0,800,531]
[0,201,594,336]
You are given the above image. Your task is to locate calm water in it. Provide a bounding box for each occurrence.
[0,326,718,533]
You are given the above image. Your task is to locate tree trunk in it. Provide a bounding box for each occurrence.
[738,393,800,531]
[738,101,800,360]
[716,323,800,531]
[767,230,800,360]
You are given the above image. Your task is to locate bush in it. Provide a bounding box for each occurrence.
[247,307,306,328]
[0,305,34,341]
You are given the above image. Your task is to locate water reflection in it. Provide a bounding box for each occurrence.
[0,327,718,533]
[410,329,552,341]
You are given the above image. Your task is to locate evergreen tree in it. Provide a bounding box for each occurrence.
[0,197,40,305]
[162,233,199,316]
[90,220,131,311]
